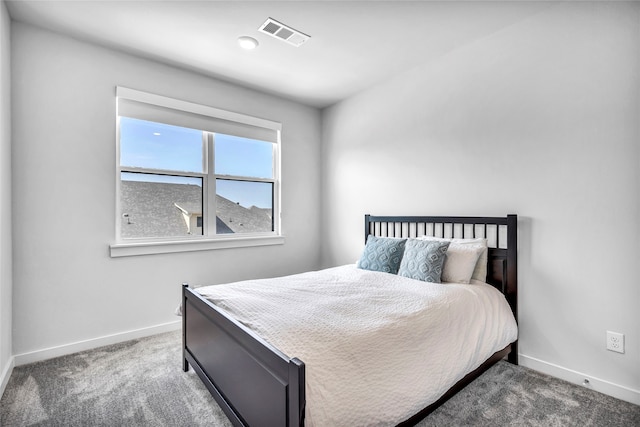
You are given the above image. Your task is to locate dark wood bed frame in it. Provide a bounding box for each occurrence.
[182,214,518,427]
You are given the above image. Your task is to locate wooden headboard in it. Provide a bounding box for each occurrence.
[364,214,518,363]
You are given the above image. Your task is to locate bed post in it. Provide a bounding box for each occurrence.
[506,214,518,365]
[289,357,306,427]
[364,214,371,243]
[182,283,189,372]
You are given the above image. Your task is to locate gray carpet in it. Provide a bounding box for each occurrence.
[419,360,640,427]
[1,331,232,427]
[1,331,638,426]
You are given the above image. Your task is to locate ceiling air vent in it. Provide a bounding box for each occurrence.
[259,18,310,47]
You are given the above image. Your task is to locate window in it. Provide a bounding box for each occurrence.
[111,87,283,257]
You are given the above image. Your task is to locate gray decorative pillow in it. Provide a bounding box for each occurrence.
[398,239,450,283]
[357,236,407,274]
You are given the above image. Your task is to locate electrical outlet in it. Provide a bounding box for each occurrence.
[606,331,624,354]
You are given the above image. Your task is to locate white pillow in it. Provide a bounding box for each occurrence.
[418,236,488,283]
[442,244,484,283]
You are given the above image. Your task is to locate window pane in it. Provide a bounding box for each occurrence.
[215,179,273,234]
[215,134,273,179]
[121,172,203,238]
[120,117,203,173]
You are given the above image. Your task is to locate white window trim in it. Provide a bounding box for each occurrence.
[110,235,285,258]
[111,87,283,257]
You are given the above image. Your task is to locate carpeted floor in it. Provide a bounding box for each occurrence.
[1,331,638,426]
[419,360,640,427]
[1,331,232,427]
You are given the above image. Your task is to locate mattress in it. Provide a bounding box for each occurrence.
[194,264,518,426]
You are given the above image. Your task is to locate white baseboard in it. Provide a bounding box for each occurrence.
[14,321,181,367]
[519,354,640,405]
[0,355,15,398]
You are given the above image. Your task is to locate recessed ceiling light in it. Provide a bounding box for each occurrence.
[153,132,161,136]
[238,36,259,50]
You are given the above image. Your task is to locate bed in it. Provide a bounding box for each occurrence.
[182,214,518,426]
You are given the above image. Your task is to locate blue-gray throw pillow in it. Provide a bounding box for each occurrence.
[357,236,407,274]
[398,239,450,283]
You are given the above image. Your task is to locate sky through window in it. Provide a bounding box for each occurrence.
[120,117,274,208]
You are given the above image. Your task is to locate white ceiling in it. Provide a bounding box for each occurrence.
[6,1,553,108]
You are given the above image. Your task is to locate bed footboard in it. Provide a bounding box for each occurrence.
[182,284,305,427]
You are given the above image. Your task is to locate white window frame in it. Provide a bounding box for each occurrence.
[110,87,283,257]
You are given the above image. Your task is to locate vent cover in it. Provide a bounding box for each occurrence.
[259,18,310,47]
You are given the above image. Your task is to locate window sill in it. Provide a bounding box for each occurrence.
[110,235,285,257]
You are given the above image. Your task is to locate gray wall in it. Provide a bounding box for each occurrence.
[0,0,13,391]
[321,2,639,401]
[11,22,322,357]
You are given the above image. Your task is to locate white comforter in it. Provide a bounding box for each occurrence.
[195,265,517,427]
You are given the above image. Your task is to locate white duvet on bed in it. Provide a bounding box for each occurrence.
[195,264,517,427]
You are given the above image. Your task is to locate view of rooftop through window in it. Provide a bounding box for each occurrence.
[120,117,274,209]
[119,117,275,239]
